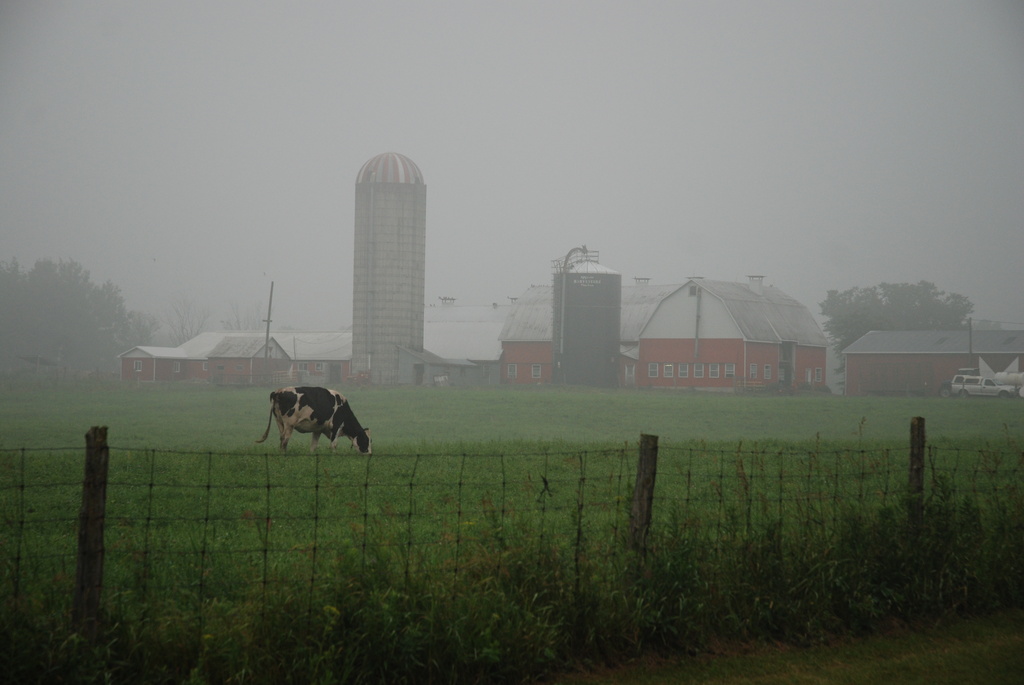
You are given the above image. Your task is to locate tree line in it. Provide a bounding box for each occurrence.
[820,281,974,358]
[1,257,976,377]
[0,259,161,374]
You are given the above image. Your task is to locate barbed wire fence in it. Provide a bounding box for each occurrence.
[2,420,1021,645]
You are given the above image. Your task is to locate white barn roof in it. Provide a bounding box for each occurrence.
[620,284,686,341]
[499,279,826,347]
[273,331,352,360]
[499,286,553,341]
[119,345,187,359]
[692,279,827,346]
[425,304,508,360]
[843,329,1024,355]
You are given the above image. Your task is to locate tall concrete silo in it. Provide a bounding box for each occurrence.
[552,246,621,387]
[352,152,426,385]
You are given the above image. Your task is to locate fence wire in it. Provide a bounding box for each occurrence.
[2,442,1022,630]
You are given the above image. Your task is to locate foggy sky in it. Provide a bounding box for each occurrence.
[2,1,1022,338]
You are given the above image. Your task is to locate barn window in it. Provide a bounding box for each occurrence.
[298,362,308,371]
[202,362,208,371]
[725,363,735,378]
[507,363,517,379]
[133,360,142,372]
[694,363,705,378]
[235,364,244,371]
[689,285,699,296]
[173,361,181,373]
[764,364,772,380]
[678,363,689,378]
[648,363,659,378]
[315,362,324,372]
[531,364,542,379]
[709,363,720,378]
[663,364,674,378]
[815,367,822,383]
[749,363,757,379]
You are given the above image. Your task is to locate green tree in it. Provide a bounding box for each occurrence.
[0,258,158,374]
[820,281,974,357]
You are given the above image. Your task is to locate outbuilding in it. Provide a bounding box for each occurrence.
[842,329,1024,396]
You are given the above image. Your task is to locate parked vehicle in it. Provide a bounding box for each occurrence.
[943,374,1017,398]
[938,368,978,398]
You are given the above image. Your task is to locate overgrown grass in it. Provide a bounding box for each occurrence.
[1,382,1022,683]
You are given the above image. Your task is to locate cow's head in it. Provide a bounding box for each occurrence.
[351,428,372,455]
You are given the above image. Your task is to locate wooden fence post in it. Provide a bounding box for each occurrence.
[630,434,659,556]
[908,417,925,533]
[73,426,109,643]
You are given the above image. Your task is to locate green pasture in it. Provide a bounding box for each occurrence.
[2,383,1023,683]
[1,382,1021,450]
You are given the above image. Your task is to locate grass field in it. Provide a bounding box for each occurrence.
[2,382,1022,683]
[1,381,1022,450]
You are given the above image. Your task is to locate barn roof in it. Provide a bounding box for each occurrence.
[178,331,238,358]
[843,329,1024,355]
[499,280,825,347]
[118,345,187,359]
[425,303,508,360]
[693,279,827,346]
[620,284,686,341]
[273,331,352,361]
[206,335,268,359]
[499,286,553,341]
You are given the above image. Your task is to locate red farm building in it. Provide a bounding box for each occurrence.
[500,276,828,391]
[842,329,1024,396]
[118,330,351,385]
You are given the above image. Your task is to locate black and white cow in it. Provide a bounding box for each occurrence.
[256,386,371,453]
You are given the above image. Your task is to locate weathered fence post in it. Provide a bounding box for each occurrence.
[73,426,109,643]
[630,434,659,556]
[908,417,925,533]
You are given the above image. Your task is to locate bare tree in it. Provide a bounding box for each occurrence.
[222,301,263,330]
[164,293,212,346]
[119,310,161,348]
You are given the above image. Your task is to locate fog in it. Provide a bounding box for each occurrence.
[2,1,1022,336]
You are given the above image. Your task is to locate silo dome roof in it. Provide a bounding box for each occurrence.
[570,260,619,275]
[356,152,424,184]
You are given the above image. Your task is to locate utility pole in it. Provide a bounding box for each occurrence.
[263,281,274,371]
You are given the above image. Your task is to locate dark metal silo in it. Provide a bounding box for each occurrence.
[552,246,621,387]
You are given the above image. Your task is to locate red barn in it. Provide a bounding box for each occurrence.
[119,331,351,385]
[499,286,555,384]
[501,277,828,391]
[632,278,827,390]
[842,329,1024,396]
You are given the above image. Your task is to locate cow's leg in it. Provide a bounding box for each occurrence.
[280,423,294,452]
[273,414,288,451]
[310,431,321,453]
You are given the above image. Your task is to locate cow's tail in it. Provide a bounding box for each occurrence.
[255,393,276,444]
